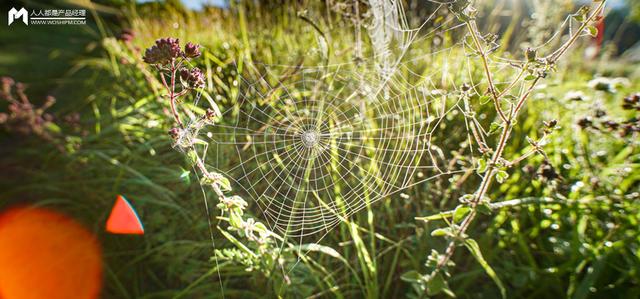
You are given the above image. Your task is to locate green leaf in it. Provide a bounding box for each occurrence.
[488,122,502,135]
[218,227,257,258]
[415,213,450,222]
[186,149,198,165]
[586,26,598,37]
[496,170,509,183]
[217,176,232,191]
[179,169,191,184]
[459,194,475,203]
[401,270,424,283]
[426,272,446,296]
[464,239,507,299]
[253,222,267,233]
[45,122,62,134]
[431,227,451,237]
[295,244,349,266]
[477,158,488,174]
[425,250,441,268]
[228,210,243,228]
[453,205,471,223]
[477,202,493,215]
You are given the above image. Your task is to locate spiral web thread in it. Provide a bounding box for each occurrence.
[192,70,479,241]
[180,3,517,241]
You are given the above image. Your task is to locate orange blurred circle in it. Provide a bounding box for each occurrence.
[0,206,102,299]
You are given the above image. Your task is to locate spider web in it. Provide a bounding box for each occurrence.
[182,2,488,241]
[160,2,606,296]
[208,67,464,238]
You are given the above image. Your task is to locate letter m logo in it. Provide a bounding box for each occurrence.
[8,7,28,26]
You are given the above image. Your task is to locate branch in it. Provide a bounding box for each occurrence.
[426,0,607,280]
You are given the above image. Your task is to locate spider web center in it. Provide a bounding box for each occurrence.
[300,130,320,148]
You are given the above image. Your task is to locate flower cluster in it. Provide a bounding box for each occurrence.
[184,42,201,58]
[0,77,72,152]
[143,37,283,276]
[180,67,205,88]
[142,38,206,128]
[143,37,184,65]
[577,92,640,137]
[117,28,135,43]
[143,38,202,66]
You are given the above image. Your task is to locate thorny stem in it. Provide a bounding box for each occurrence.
[430,0,607,278]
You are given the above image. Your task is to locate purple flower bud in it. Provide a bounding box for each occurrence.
[1,77,14,100]
[577,117,593,128]
[203,108,218,123]
[537,161,559,181]
[143,46,163,64]
[185,67,205,88]
[143,37,184,65]
[603,120,619,130]
[157,37,183,58]
[118,29,135,43]
[184,42,201,58]
[168,127,180,139]
[180,68,190,81]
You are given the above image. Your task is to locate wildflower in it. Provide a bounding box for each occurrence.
[522,165,535,175]
[184,42,201,58]
[143,37,183,65]
[537,161,559,181]
[118,29,135,43]
[620,123,639,137]
[543,119,558,128]
[203,108,218,124]
[622,93,640,110]
[0,77,68,151]
[525,48,537,62]
[602,120,619,130]
[168,127,180,139]
[1,77,14,99]
[577,117,593,128]
[180,67,205,88]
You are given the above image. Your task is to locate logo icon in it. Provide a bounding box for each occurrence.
[8,7,28,25]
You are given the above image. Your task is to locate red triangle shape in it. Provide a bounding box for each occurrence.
[106,195,144,235]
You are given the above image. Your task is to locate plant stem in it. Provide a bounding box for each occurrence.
[429,0,607,277]
[466,20,508,123]
[169,60,184,128]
